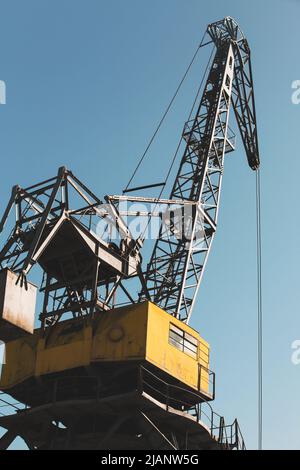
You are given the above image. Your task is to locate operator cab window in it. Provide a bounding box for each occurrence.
[169,324,198,359]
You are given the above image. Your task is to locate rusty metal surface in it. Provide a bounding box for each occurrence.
[0,270,37,340]
[0,367,245,450]
[0,391,221,450]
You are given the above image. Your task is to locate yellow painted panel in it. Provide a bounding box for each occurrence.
[145,302,210,393]
[0,334,37,389]
[0,301,210,395]
[35,321,92,376]
[92,303,147,362]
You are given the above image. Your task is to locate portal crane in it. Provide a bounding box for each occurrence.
[0,17,259,450]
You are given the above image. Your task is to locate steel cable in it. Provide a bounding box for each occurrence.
[123,30,209,193]
[256,168,263,450]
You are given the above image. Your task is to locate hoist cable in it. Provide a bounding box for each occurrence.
[161,45,215,193]
[129,44,216,252]
[106,39,216,277]
[123,30,208,193]
[256,168,263,450]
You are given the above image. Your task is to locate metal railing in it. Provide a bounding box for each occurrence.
[198,364,215,399]
[138,366,246,450]
[0,367,245,450]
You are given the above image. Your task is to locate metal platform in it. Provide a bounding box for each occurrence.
[0,366,245,450]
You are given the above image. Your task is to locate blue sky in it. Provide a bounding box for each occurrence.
[0,0,299,450]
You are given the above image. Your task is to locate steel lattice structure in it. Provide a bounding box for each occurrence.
[0,17,260,329]
[142,17,260,322]
[0,16,259,451]
[0,168,145,327]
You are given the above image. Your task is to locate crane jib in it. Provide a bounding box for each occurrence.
[143,17,260,322]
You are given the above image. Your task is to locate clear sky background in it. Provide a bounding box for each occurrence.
[0,0,299,450]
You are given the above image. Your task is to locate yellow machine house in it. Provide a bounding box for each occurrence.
[0,300,213,407]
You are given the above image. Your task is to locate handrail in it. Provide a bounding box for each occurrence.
[138,365,246,450]
[139,364,215,402]
[139,366,217,433]
[0,367,246,450]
